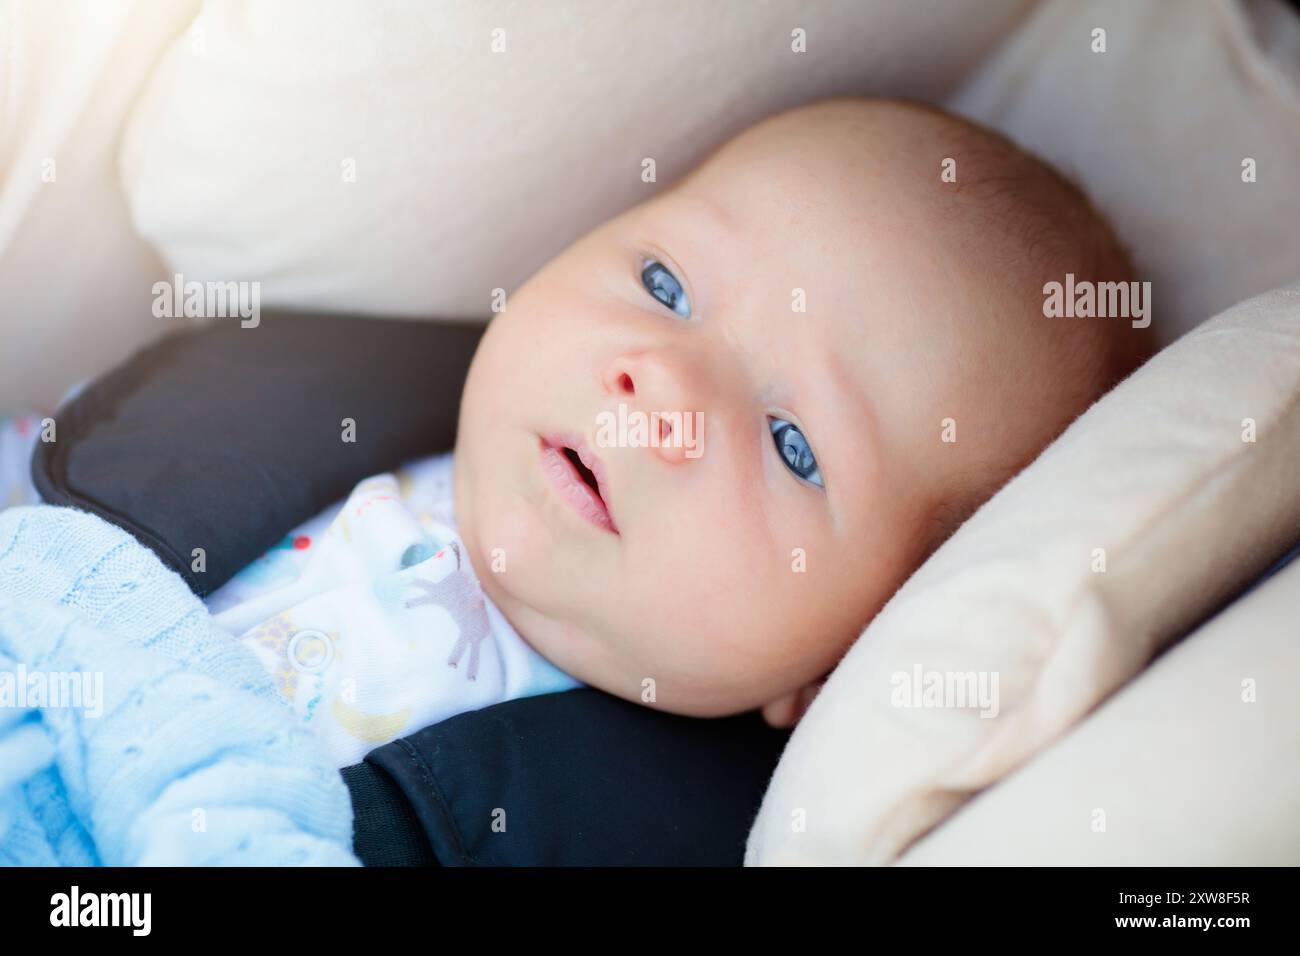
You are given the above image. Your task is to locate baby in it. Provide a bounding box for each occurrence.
[1,98,1150,769]
[451,96,1148,728]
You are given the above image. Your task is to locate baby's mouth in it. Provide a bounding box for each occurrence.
[539,434,618,535]
[563,447,601,498]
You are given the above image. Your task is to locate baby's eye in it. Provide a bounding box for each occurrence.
[769,417,824,489]
[641,258,691,318]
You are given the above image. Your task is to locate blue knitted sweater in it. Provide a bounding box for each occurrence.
[0,505,357,865]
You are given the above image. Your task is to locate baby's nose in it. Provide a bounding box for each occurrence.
[601,350,707,463]
[602,348,702,412]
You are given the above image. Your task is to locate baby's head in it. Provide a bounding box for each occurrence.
[454,97,1149,726]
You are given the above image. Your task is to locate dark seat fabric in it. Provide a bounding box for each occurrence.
[32,311,485,596]
[358,688,790,866]
[342,761,440,867]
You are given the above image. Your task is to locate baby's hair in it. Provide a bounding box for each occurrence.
[900,100,1155,557]
[940,114,1149,400]
[796,96,1151,405]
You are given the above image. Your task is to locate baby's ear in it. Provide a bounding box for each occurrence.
[760,679,826,729]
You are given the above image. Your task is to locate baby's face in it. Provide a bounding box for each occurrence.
[454,102,1053,720]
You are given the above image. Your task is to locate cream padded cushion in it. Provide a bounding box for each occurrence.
[117,0,1030,317]
[0,0,201,411]
[897,555,1300,865]
[745,281,1300,865]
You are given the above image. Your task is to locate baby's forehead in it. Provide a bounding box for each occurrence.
[675,140,960,284]
[669,169,936,318]
[689,101,949,197]
[684,143,870,225]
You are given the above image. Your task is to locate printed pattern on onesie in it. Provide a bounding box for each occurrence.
[205,453,579,767]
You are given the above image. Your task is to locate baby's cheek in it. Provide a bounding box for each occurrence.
[757,540,863,654]
[476,505,547,592]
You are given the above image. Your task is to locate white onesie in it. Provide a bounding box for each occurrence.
[203,452,581,767]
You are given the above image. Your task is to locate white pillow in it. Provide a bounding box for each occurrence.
[117,0,1030,317]
[948,0,1300,345]
[896,554,1300,865]
[745,281,1300,865]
